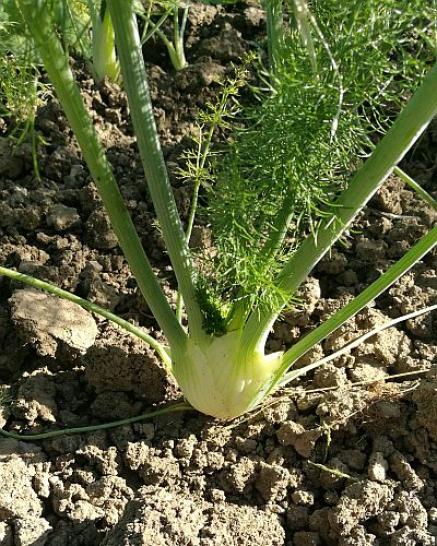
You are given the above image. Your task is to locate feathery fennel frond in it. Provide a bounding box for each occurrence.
[198,0,435,332]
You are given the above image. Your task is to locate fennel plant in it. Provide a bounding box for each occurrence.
[138,0,189,71]
[88,0,120,82]
[2,0,436,424]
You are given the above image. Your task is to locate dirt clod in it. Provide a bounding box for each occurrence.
[329,481,394,535]
[13,517,52,546]
[9,289,97,357]
[84,325,175,402]
[102,486,285,545]
[0,458,43,520]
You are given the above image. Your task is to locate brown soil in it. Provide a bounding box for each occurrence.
[0,3,436,545]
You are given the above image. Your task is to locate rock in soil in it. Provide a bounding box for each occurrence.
[9,288,97,357]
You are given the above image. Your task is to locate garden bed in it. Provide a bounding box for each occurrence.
[0,2,436,545]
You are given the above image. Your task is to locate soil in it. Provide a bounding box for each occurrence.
[0,3,436,545]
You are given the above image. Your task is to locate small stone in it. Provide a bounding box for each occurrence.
[276,421,322,458]
[85,209,118,249]
[291,490,316,506]
[9,289,97,357]
[368,452,389,483]
[313,364,348,388]
[255,463,289,502]
[46,204,80,231]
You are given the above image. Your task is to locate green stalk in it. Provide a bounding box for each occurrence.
[141,10,171,45]
[92,0,119,82]
[107,0,206,345]
[393,166,437,210]
[172,1,188,71]
[264,0,284,73]
[289,0,318,75]
[140,0,155,42]
[176,121,215,322]
[241,62,437,357]
[272,225,437,386]
[140,0,188,70]
[17,0,187,352]
[280,303,437,387]
[0,402,190,441]
[155,27,187,71]
[261,192,296,259]
[0,266,171,368]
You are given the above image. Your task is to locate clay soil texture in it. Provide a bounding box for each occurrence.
[0,3,436,545]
